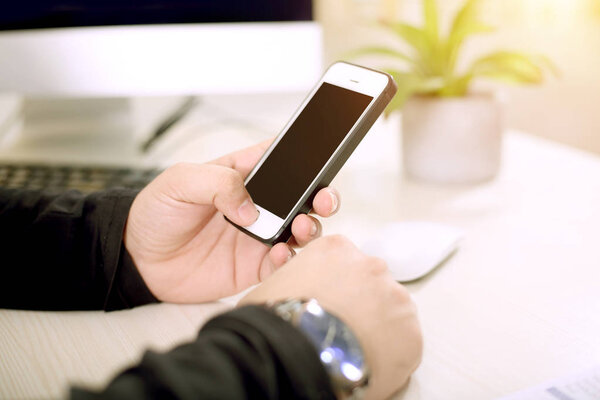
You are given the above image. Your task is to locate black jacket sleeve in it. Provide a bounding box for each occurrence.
[71,305,336,400]
[0,188,158,311]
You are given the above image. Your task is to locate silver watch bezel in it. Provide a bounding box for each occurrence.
[269,298,370,399]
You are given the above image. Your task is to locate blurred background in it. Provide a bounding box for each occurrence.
[0,0,598,191]
[317,0,600,154]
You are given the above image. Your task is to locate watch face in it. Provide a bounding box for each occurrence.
[298,301,367,385]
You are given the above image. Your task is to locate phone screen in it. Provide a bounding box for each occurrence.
[246,82,373,219]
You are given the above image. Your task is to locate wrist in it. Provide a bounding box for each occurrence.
[268,298,370,400]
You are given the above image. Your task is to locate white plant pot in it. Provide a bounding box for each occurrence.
[401,93,504,184]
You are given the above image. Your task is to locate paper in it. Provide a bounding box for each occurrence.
[498,366,600,400]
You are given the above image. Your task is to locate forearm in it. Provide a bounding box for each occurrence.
[0,188,157,311]
[71,306,335,400]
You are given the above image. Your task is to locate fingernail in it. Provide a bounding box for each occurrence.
[329,190,339,214]
[286,248,295,262]
[238,199,259,224]
[310,221,318,236]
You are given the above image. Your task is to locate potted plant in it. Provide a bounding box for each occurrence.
[352,0,556,184]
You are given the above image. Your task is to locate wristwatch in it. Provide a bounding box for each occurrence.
[269,298,370,399]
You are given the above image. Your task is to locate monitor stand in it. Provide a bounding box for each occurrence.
[0,96,190,166]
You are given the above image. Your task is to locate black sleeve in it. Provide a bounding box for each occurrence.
[0,188,158,311]
[71,305,336,400]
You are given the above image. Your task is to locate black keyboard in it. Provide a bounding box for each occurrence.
[0,163,161,194]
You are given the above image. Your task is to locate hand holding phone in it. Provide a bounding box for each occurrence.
[227,62,397,245]
[125,140,342,303]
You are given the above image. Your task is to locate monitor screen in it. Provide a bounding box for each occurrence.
[0,1,312,31]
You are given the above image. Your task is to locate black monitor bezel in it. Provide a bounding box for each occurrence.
[0,1,313,31]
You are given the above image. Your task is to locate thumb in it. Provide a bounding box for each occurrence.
[159,162,259,226]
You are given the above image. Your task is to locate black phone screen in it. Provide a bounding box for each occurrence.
[246,82,373,219]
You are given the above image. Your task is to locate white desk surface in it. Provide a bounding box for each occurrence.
[1,100,599,400]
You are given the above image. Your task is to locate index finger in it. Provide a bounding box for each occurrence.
[210,138,274,178]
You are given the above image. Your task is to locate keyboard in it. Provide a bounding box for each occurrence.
[0,163,161,194]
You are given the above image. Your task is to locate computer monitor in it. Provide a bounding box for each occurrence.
[0,1,322,96]
[0,1,322,164]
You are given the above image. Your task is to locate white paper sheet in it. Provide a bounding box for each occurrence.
[498,366,600,400]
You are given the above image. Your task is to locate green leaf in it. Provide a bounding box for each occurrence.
[388,24,431,60]
[438,73,473,96]
[469,51,546,84]
[383,69,423,116]
[422,0,448,77]
[445,0,494,74]
[533,54,561,78]
[423,0,439,44]
[383,70,446,116]
[448,0,481,43]
[388,22,447,76]
[345,46,415,65]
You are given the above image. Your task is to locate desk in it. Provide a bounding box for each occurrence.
[1,109,600,399]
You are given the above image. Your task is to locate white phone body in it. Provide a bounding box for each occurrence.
[229,62,396,244]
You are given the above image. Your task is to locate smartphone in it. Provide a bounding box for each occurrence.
[227,62,397,245]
